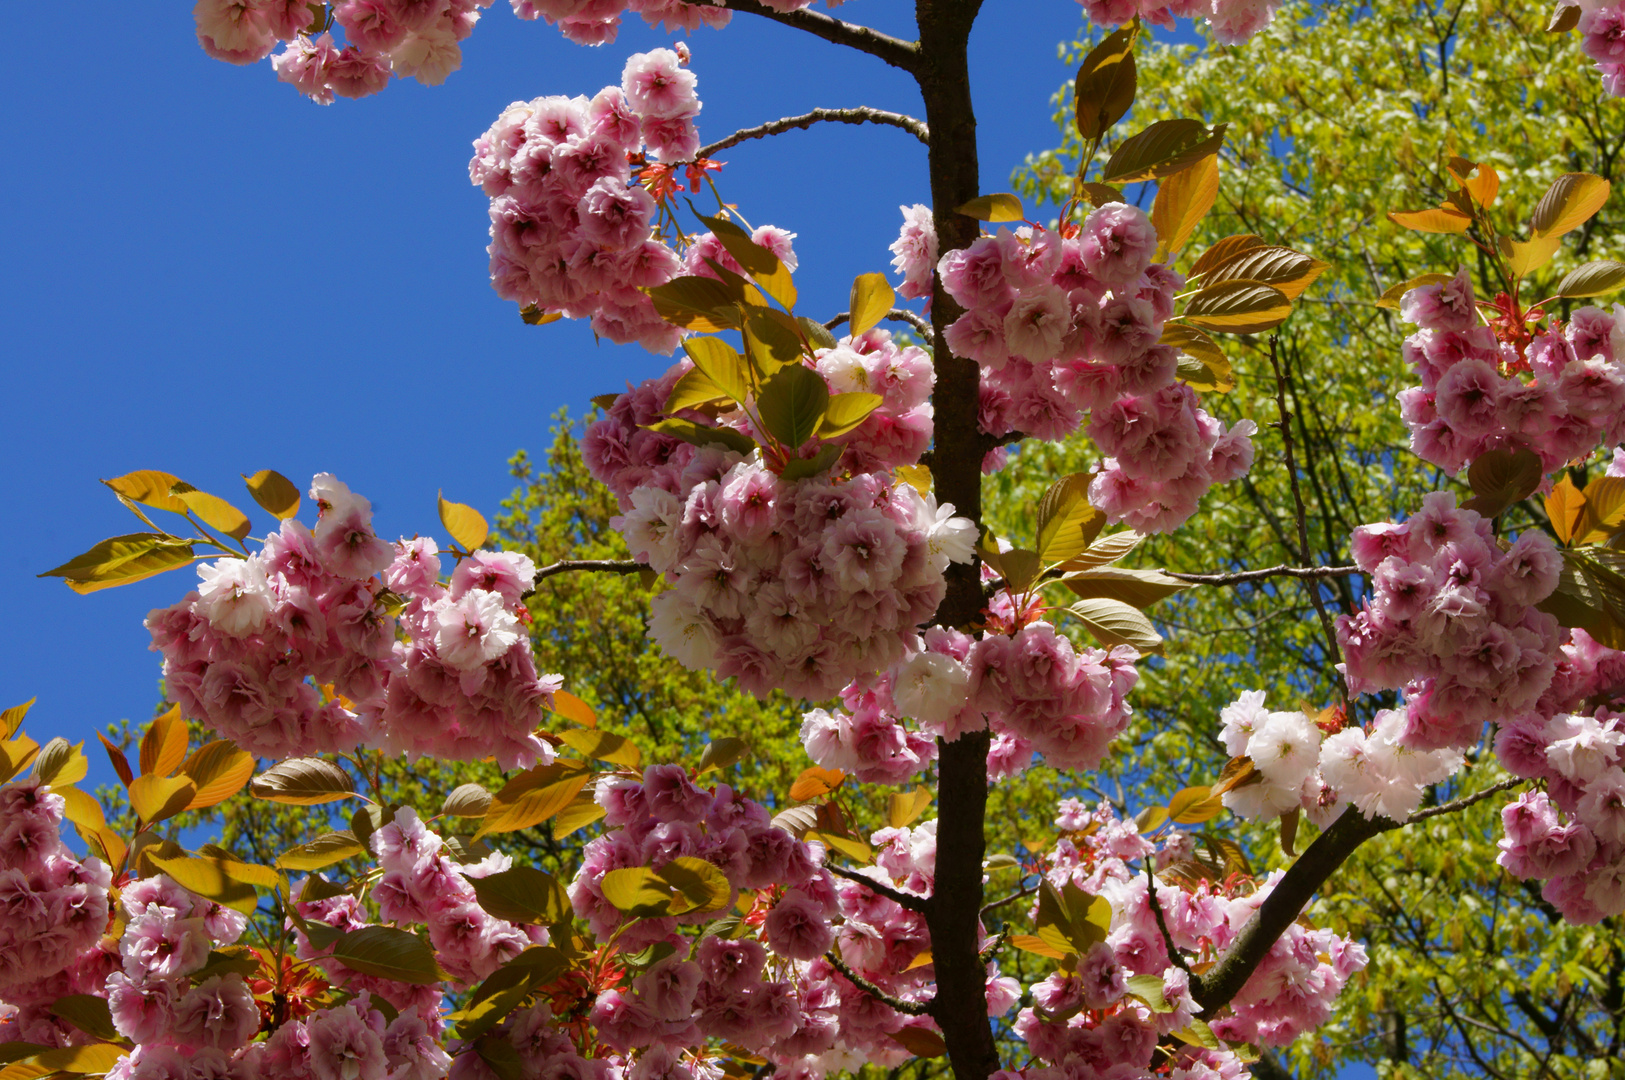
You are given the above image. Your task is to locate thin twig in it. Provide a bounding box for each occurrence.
[533,559,645,583]
[979,882,1038,917]
[824,308,934,337]
[1165,564,1363,586]
[699,0,919,72]
[826,863,932,915]
[697,107,928,160]
[1406,777,1525,824]
[826,950,934,1015]
[1267,335,1344,674]
[1144,861,1195,980]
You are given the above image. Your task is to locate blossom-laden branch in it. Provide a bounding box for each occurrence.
[1196,776,1528,1016]
[698,0,921,72]
[825,950,935,1015]
[1143,861,1194,978]
[533,559,646,583]
[823,307,934,337]
[825,862,933,915]
[697,107,929,160]
[1164,564,1362,586]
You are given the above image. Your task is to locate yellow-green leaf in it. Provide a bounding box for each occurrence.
[849,273,895,338]
[243,470,301,520]
[143,852,262,913]
[104,470,187,513]
[170,483,252,541]
[665,367,731,413]
[39,534,196,591]
[1035,474,1104,566]
[1374,272,1453,309]
[0,735,40,786]
[886,787,932,829]
[1168,785,1224,824]
[1500,233,1561,277]
[1198,245,1328,301]
[659,856,732,916]
[34,739,87,787]
[1073,22,1138,140]
[129,774,197,825]
[277,831,367,871]
[1101,119,1226,185]
[558,728,641,768]
[819,392,883,439]
[1190,234,1264,276]
[1531,172,1610,238]
[438,494,489,552]
[330,926,449,984]
[1182,279,1293,334]
[1064,597,1163,653]
[47,996,119,1043]
[442,783,493,818]
[683,338,751,403]
[1557,259,1625,299]
[697,737,750,775]
[955,193,1026,222]
[477,762,591,839]
[465,866,572,925]
[1,698,34,739]
[601,867,678,917]
[551,792,607,840]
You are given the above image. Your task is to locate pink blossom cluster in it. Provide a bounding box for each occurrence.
[1006,799,1365,1079]
[147,474,563,769]
[102,874,261,1080]
[194,0,496,103]
[0,784,113,1042]
[804,620,1140,780]
[919,206,1255,533]
[1396,269,1625,473]
[509,0,837,46]
[470,49,761,353]
[1336,491,1565,751]
[585,356,975,700]
[1579,3,1625,97]
[1216,693,1464,825]
[1074,0,1284,45]
[1491,702,1625,923]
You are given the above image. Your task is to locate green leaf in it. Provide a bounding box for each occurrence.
[39,534,196,592]
[743,308,807,373]
[1557,259,1625,299]
[697,736,750,774]
[465,866,572,925]
[330,926,449,985]
[1168,785,1224,824]
[1182,279,1294,334]
[1172,1018,1222,1050]
[439,493,489,551]
[849,273,895,337]
[1062,567,1190,609]
[1035,474,1104,565]
[1461,447,1545,519]
[170,483,252,541]
[1198,245,1328,301]
[441,783,493,818]
[1057,530,1142,571]
[1073,21,1138,140]
[1102,119,1227,185]
[756,365,830,449]
[250,758,357,805]
[658,856,733,916]
[819,392,883,439]
[1125,973,1173,1012]
[34,739,86,788]
[696,212,797,310]
[1000,548,1044,593]
[955,193,1026,222]
[46,997,119,1043]
[277,831,367,872]
[103,470,187,513]
[557,728,641,767]
[1531,172,1610,238]
[243,470,301,520]
[477,762,591,839]
[20,1044,129,1076]
[644,417,758,456]
[780,444,844,482]
[1064,597,1163,652]
[683,338,752,402]
[645,276,741,332]
[600,866,678,917]
[798,317,839,351]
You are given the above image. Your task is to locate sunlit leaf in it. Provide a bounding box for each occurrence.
[1387,206,1472,233]
[849,273,895,338]
[1102,119,1226,185]
[129,774,197,825]
[955,193,1026,221]
[1183,280,1293,334]
[1151,151,1218,260]
[179,740,255,810]
[1531,172,1610,238]
[277,831,367,872]
[250,758,357,805]
[465,866,571,925]
[789,766,845,802]
[170,483,252,541]
[558,728,641,767]
[477,762,591,839]
[439,494,489,551]
[1073,21,1138,140]
[243,470,301,520]
[39,534,196,591]
[103,470,187,513]
[331,926,449,984]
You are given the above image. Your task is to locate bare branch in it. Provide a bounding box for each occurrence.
[698,0,919,72]
[824,307,934,337]
[825,862,932,915]
[533,559,645,583]
[1406,776,1525,823]
[1166,564,1363,586]
[979,882,1037,917]
[826,950,934,1015]
[698,107,928,160]
[1144,861,1195,980]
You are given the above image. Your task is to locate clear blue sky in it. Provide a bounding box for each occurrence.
[0,5,1165,781]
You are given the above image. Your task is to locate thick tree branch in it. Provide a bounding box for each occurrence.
[826,951,934,1015]
[1165,564,1362,586]
[697,107,928,160]
[825,862,933,914]
[824,308,934,337]
[701,0,919,72]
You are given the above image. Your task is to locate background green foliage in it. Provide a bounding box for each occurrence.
[1011,0,1625,1075]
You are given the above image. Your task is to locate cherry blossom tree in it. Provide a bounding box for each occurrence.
[7,3,1625,1080]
